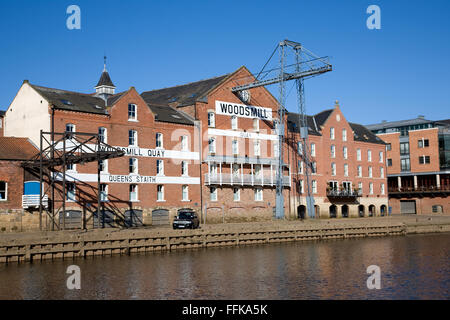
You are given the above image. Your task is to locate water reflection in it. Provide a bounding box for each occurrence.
[0,234,448,300]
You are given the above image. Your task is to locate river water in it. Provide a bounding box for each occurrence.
[0,233,448,300]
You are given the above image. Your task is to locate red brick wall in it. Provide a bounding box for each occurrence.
[0,160,23,210]
[408,128,440,173]
[51,88,201,215]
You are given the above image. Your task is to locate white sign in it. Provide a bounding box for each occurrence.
[215,100,273,121]
[54,172,200,185]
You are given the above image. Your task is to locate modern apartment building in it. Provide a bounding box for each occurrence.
[366,116,450,214]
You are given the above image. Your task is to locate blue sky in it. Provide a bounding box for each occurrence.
[0,0,449,125]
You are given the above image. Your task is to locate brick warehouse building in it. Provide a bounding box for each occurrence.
[1,65,388,230]
[287,102,388,218]
[366,117,450,215]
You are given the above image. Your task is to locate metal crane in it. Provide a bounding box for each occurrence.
[231,39,332,219]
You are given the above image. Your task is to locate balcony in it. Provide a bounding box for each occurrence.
[204,173,291,187]
[388,186,450,198]
[326,189,362,198]
[22,194,49,209]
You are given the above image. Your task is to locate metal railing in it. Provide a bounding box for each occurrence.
[204,173,291,187]
[388,186,450,193]
[22,195,49,209]
[326,190,362,197]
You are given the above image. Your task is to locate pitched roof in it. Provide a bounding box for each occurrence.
[286,112,321,136]
[365,117,433,131]
[0,137,38,160]
[147,104,194,125]
[96,70,115,87]
[30,83,108,115]
[141,74,229,107]
[350,123,385,145]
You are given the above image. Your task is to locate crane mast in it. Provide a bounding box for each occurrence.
[231,40,332,219]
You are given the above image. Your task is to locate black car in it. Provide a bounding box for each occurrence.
[172,209,200,229]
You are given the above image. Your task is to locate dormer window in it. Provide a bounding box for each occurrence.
[128,104,137,121]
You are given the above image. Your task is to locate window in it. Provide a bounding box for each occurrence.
[181,135,188,151]
[386,143,391,151]
[231,116,238,130]
[254,188,263,201]
[100,184,108,202]
[128,104,137,120]
[156,160,164,175]
[254,140,261,156]
[298,180,304,193]
[98,127,107,143]
[209,163,217,175]
[343,146,348,159]
[129,130,137,146]
[380,167,384,178]
[130,184,138,201]
[330,127,335,140]
[311,143,316,157]
[312,180,317,194]
[254,165,262,178]
[210,187,217,201]
[401,158,411,171]
[66,123,75,139]
[232,164,240,177]
[273,141,279,157]
[0,181,7,200]
[331,145,336,158]
[298,160,303,174]
[357,148,361,161]
[253,118,259,131]
[233,188,240,201]
[419,156,430,164]
[181,161,188,176]
[297,142,303,155]
[157,185,164,201]
[156,133,163,148]
[400,142,409,155]
[381,183,385,195]
[368,166,373,178]
[369,183,374,195]
[209,138,216,154]
[368,150,372,162]
[67,183,76,202]
[379,151,383,163]
[357,165,362,177]
[67,162,75,171]
[344,164,349,177]
[329,181,338,192]
[418,139,429,148]
[208,112,215,127]
[232,140,239,155]
[387,159,393,167]
[311,161,317,174]
[358,182,363,194]
[182,185,189,201]
[129,158,138,174]
[331,163,336,176]
[99,159,108,173]
[342,129,347,141]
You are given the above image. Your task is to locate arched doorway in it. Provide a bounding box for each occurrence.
[358,205,365,217]
[368,205,376,217]
[380,205,387,216]
[297,205,306,220]
[342,205,349,218]
[329,205,337,218]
